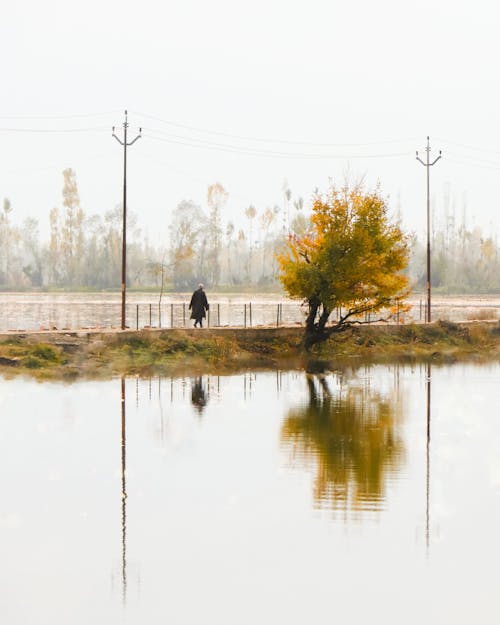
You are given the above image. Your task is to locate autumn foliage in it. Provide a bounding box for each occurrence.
[277,183,410,348]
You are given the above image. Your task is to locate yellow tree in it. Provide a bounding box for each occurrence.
[277,182,410,348]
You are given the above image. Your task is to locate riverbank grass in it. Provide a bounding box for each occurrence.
[0,320,499,379]
[0,340,67,371]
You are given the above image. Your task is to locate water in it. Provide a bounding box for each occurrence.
[1,363,500,624]
[0,292,303,331]
[1,291,499,331]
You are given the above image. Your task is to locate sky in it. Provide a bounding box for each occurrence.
[1,0,499,246]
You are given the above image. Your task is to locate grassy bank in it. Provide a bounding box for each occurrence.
[1,320,500,380]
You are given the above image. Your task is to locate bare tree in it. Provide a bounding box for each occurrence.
[206,182,228,286]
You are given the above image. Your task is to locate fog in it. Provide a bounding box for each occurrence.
[1,0,499,247]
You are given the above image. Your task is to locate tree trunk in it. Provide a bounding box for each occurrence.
[303,302,351,350]
[304,299,331,349]
[305,297,320,334]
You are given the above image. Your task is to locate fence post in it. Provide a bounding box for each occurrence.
[136,305,139,330]
[396,301,400,325]
[207,308,210,328]
[170,303,174,328]
[217,303,220,327]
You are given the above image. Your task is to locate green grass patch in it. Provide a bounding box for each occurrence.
[0,340,66,373]
[1,321,500,379]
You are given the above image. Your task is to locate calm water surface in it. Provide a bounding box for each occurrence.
[1,363,500,624]
[1,292,499,330]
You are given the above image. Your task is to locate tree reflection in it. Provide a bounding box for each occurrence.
[281,374,405,514]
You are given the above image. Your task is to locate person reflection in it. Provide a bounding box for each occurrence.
[281,373,404,514]
[191,377,208,415]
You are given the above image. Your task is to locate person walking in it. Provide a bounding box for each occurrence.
[189,284,209,328]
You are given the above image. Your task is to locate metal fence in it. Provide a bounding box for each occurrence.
[1,296,500,332]
[0,300,305,332]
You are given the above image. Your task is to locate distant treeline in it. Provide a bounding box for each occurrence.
[1,169,499,293]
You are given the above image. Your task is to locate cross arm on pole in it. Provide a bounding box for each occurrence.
[126,132,142,147]
[112,132,124,146]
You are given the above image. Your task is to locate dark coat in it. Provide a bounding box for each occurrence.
[189,288,209,320]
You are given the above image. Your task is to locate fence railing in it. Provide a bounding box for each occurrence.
[135,301,300,330]
[1,298,499,332]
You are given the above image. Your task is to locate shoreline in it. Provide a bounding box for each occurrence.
[1,320,500,380]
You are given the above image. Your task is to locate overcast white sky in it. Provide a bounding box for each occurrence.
[1,0,499,245]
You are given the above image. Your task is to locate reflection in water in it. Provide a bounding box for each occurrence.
[138,375,228,419]
[281,372,405,514]
[157,375,166,441]
[243,372,256,401]
[137,375,222,421]
[191,377,208,415]
[120,378,127,605]
[6,366,500,623]
[426,363,431,551]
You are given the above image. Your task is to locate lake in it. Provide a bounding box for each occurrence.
[1,363,500,624]
[1,291,500,331]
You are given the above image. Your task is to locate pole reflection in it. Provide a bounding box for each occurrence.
[426,363,431,552]
[281,370,405,515]
[120,377,127,605]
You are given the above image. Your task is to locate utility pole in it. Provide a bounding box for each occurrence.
[416,137,442,323]
[112,111,141,330]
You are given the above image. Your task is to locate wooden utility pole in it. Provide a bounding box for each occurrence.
[113,111,141,330]
[416,137,442,323]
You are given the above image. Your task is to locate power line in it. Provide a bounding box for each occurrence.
[140,151,213,186]
[140,151,255,205]
[0,110,121,120]
[444,150,500,168]
[143,129,412,160]
[435,136,500,156]
[0,126,108,133]
[4,153,111,176]
[133,110,418,148]
[446,156,500,171]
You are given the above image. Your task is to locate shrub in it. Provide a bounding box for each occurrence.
[31,344,60,362]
